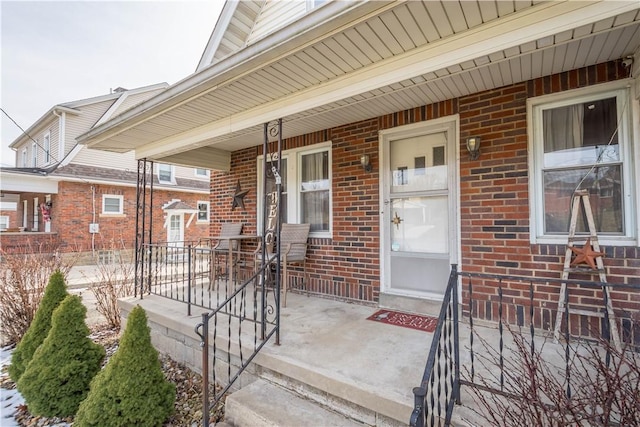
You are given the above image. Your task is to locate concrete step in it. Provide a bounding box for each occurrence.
[225,379,369,427]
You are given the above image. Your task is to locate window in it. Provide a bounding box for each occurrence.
[32,197,39,231]
[43,132,50,164]
[102,195,124,214]
[22,149,27,167]
[529,83,636,245]
[197,201,210,222]
[258,142,332,236]
[0,216,9,230]
[158,164,175,184]
[32,142,37,166]
[195,168,209,178]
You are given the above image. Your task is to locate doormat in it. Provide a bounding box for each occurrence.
[367,309,438,333]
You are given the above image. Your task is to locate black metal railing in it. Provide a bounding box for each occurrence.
[412,267,640,426]
[410,265,460,427]
[139,241,259,315]
[194,258,280,427]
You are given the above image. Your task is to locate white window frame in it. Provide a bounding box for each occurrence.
[31,142,37,166]
[21,149,27,167]
[102,195,124,215]
[194,168,209,178]
[43,132,51,164]
[0,215,9,230]
[527,80,637,246]
[197,200,210,222]
[257,141,332,238]
[157,164,175,184]
[32,197,39,231]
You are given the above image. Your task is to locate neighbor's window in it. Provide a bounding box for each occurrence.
[43,132,51,164]
[197,201,210,222]
[257,142,331,236]
[0,216,9,230]
[22,149,27,167]
[158,164,175,184]
[529,84,635,244]
[32,142,37,166]
[195,168,209,178]
[102,195,124,215]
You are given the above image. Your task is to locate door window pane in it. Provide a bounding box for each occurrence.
[390,196,448,253]
[390,134,447,192]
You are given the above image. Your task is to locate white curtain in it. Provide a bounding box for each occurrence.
[543,104,584,153]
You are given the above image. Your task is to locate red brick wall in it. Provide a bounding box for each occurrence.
[2,182,208,255]
[209,60,639,325]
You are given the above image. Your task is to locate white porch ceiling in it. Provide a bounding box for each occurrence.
[82,1,640,169]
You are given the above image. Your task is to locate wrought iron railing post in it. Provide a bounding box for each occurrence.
[187,244,192,316]
[451,265,461,405]
[411,386,426,427]
[195,314,209,427]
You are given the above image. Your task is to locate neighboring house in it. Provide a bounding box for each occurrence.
[78,1,640,317]
[0,84,211,257]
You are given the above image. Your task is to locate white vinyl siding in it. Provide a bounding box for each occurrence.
[247,0,306,44]
[73,148,139,170]
[102,195,124,215]
[63,99,114,158]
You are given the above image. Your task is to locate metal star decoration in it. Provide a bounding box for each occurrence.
[570,238,605,270]
[231,180,249,211]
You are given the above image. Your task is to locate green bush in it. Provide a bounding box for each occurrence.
[17,295,105,417]
[75,305,175,427]
[9,270,69,384]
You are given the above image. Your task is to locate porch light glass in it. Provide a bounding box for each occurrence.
[360,154,372,172]
[466,137,481,160]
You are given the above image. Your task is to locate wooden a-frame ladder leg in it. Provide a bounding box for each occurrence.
[553,190,621,351]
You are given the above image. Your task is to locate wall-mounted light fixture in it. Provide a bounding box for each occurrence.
[466,137,481,160]
[360,154,372,172]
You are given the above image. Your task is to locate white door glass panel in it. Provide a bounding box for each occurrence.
[390,133,447,193]
[390,197,448,253]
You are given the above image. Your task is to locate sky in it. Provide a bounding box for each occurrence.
[0,0,224,167]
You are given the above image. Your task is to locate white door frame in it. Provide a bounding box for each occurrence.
[378,115,460,299]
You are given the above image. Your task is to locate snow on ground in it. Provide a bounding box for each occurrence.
[1,346,22,427]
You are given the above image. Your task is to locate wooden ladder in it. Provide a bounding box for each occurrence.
[553,190,621,350]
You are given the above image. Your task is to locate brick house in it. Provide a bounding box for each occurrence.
[78,1,640,317]
[0,85,211,258]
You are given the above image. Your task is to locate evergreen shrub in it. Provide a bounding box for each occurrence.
[75,305,175,427]
[9,269,69,384]
[17,295,105,417]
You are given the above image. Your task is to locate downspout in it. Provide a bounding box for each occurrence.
[91,185,96,254]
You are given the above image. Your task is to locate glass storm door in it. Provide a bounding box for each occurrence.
[382,120,457,298]
[167,213,184,247]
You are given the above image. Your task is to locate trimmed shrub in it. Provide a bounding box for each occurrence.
[9,270,69,384]
[17,295,105,417]
[75,305,175,427]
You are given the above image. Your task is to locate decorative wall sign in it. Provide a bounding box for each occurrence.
[231,181,249,211]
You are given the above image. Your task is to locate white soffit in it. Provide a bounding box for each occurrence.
[93,1,640,162]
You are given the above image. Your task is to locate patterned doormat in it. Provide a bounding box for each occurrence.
[367,309,438,333]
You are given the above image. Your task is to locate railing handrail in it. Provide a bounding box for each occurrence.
[410,265,459,427]
[458,270,640,290]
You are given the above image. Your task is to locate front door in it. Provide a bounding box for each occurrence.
[381,118,458,299]
[167,213,185,262]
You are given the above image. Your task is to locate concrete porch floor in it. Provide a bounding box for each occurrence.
[118,289,450,425]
